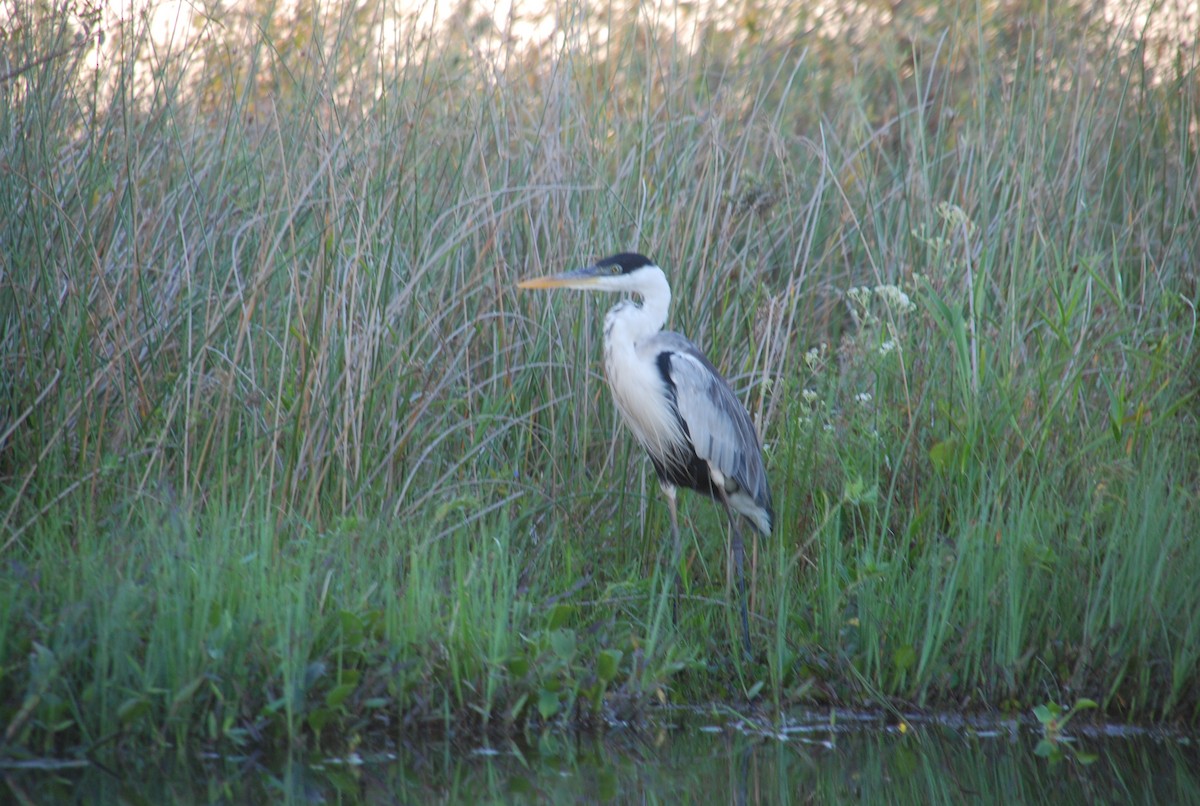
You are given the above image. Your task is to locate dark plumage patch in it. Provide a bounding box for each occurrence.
[595,252,655,275]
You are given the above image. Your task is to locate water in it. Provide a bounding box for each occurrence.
[6,711,1197,803]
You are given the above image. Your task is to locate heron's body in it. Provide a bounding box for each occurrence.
[599,275,772,537]
[519,252,773,653]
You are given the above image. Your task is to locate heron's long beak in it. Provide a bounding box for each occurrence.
[517,265,605,291]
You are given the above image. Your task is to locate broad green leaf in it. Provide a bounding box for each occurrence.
[537,689,560,719]
[326,682,357,709]
[597,649,623,683]
[550,629,577,662]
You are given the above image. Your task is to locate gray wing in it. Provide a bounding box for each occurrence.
[650,332,773,535]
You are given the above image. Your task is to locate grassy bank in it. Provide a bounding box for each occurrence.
[1,0,1197,759]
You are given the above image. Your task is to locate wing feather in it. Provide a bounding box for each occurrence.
[644,332,773,535]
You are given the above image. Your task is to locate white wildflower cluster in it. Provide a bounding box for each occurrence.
[873,283,916,313]
[798,344,831,431]
[914,202,976,254]
[847,283,917,333]
[847,284,916,314]
[804,342,829,372]
[847,285,873,311]
[855,392,873,405]
[936,201,976,235]
[912,202,976,258]
[797,385,825,429]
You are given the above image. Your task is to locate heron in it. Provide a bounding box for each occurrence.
[518,252,773,654]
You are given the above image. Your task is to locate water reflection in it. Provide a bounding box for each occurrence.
[7,713,1198,803]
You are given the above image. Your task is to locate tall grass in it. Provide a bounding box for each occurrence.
[1,0,1197,756]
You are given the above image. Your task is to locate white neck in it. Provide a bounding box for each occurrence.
[603,265,671,342]
[599,265,684,460]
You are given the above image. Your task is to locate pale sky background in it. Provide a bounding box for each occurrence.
[71,0,1196,98]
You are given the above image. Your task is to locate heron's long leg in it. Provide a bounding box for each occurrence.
[717,487,752,656]
[661,483,683,624]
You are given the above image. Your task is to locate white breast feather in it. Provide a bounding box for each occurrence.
[602,305,688,466]
[604,340,686,462]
